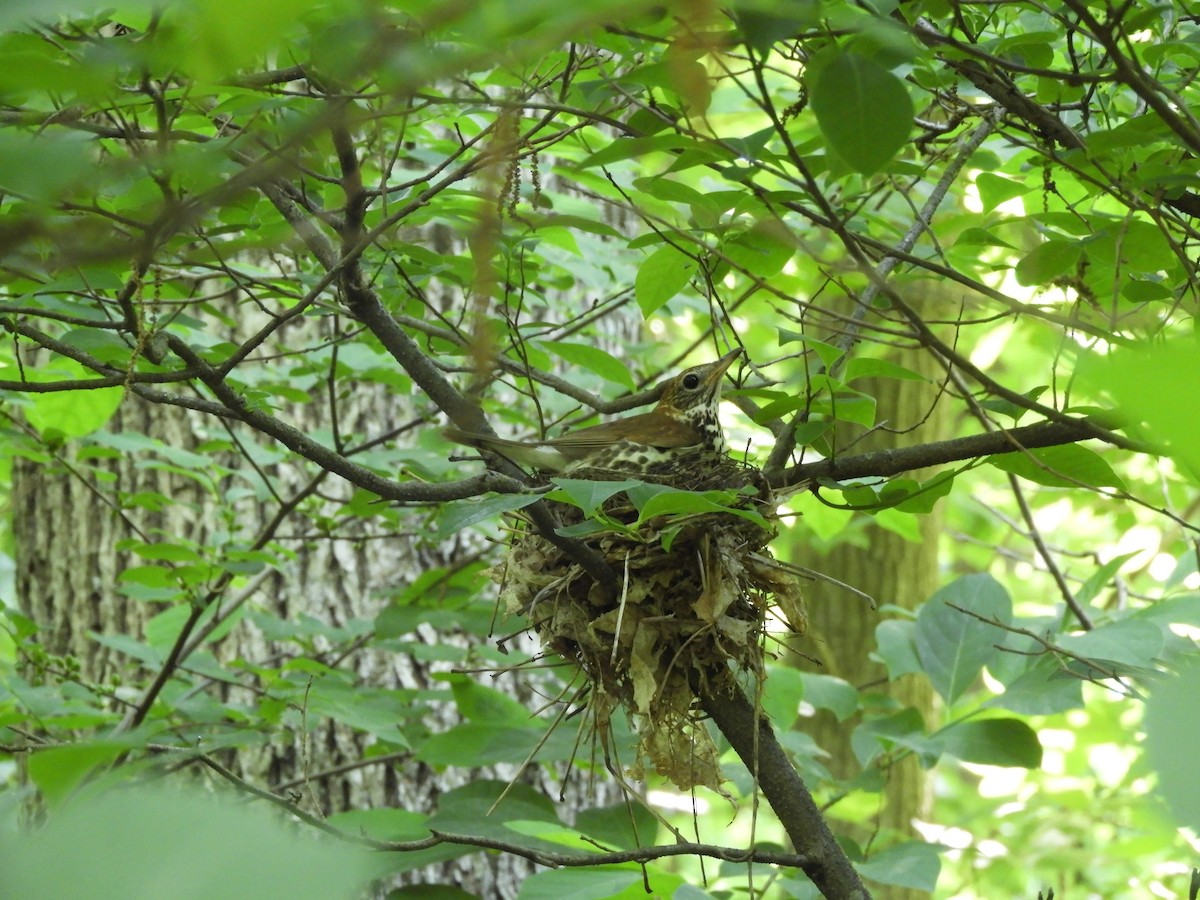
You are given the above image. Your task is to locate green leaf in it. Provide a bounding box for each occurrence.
[144,603,200,652]
[800,673,858,721]
[851,707,936,768]
[976,172,1031,213]
[26,742,129,807]
[22,358,122,440]
[417,723,556,766]
[1014,239,1083,285]
[883,471,956,514]
[325,807,430,843]
[547,478,642,516]
[777,331,845,370]
[915,574,1012,704]
[873,507,923,541]
[578,134,694,169]
[749,390,809,422]
[953,226,1018,249]
[991,30,1057,68]
[722,220,795,279]
[635,243,697,316]
[0,130,94,202]
[843,357,927,383]
[505,819,597,850]
[126,541,202,563]
[575,803,660,852]
[631,175,718,212]
[89,631,164,666]
[1145,657,1200,831]
[978,385,1048,422]
[555,517,635,539]
[810,50,914,174]
[1104,219,1175,272]
[939,718,1042,768]
[541,341,635,390]
[858,841,941,892]
[1056,618,1164,670]
[986,618,1056,689]
[1123,277,1174,302]
[987,657,1084,715]
[1078,340,1200,480]
[448,677,537,725]
[988,444,1125,489]
[117,564,176,589]
[518,868,645,900]
[426,780,559,837]
[735,5,818,54]
[59,329,135,366]
[760,665,804,725]
[302,681,413,747]
[874,619,923,679]
[168,0,313,80]
[634,487,768,529]
[829,392,876,428]
[437,493,542,537]
[0,785,376,899]
[1132,593,1200,629]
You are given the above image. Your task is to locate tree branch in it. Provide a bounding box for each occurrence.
[775,419,1120,490]
[762,108,1000,482]
[180,745,819,870]
[251,147,621,597]
[911,14,1200,219]
[697,671,871,899]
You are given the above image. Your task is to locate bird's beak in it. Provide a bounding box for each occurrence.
[695,347,743,399]
[708,347,743,385]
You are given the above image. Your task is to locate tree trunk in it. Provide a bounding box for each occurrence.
[791,286,951,899]
[10,346,616,898]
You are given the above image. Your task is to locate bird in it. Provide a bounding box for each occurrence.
[445,348,743,475]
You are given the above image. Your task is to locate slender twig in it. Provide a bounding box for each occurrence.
[180,746,822,868]
[697,671,872,898]
[945,603,1141,698]
[1004,473,1094,630]
[763,109,1002,480]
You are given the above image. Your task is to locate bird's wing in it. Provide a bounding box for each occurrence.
[546,413,700,458]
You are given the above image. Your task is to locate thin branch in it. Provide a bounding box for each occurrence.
[697,670,871,899]
[763,108,1001,481]
[176,747,821,869]
[1005,473,1094,630]
[945,603,1141,698]
[777,419,1122,490]
[250,142,622,596]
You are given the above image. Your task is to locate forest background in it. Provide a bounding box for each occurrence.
[0,1,1199,898]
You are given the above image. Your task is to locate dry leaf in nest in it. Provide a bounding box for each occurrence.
[494,455,807,794]
[745,552,810,635]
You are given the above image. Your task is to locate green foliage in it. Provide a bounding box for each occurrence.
[856,842,941,893]
[0,0,1198,897]
[916,575,1012,705]
[1145,658,1200,832]
[809,49,914,174]
[0,784,377,899]
[636,244,698,315]
[1081,340,1200,481]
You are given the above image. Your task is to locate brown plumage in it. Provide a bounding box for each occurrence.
[445,348,742,473]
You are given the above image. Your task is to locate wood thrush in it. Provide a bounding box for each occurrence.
[446,348,743,475]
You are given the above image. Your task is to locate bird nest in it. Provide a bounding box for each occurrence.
[489,456,808,795]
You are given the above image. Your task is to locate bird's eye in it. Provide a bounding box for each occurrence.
[682,373,701,390]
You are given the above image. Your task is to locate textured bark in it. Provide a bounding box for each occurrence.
[791,286,951,900]
[10,361,610,899]
[13,399,204,679]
